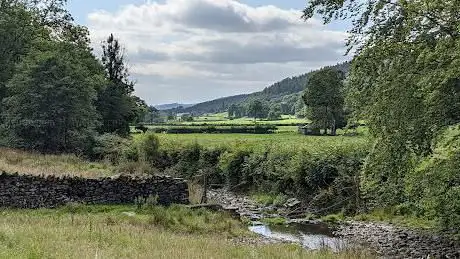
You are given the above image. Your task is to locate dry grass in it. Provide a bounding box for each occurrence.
[0,148,113,178]
[0,205,374,259]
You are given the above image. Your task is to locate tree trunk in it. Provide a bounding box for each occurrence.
[324,106,328,135]
[331,118,336,136]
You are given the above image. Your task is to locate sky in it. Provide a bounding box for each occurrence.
[67,0,349,105]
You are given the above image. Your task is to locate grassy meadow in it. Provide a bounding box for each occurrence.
[155,132,369,150]
[0,148,113,178]
[0,205,374,259]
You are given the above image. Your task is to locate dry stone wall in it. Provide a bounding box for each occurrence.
[0,172,189,208]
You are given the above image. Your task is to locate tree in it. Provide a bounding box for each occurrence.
[303,0,460,225]
[294,94,306,118]
[2,42,103,153]
[0,2,44,118]
[0,0,92,122]
[97,34,142,136]
[280,102,290,115]
[302,68,344,135]
[228,103,237,119]
[247,100,268,121]
[267,106,282,121]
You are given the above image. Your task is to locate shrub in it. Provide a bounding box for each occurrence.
[154,138,367,215]
[137,133,160,165]
[219,149,252,189]
[91,133,132,163]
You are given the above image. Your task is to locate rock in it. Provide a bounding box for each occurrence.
[284,198,301,208]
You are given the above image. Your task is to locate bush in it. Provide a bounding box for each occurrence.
[153,138,367,215]
[91,133,132,163]
[137,133,160,164]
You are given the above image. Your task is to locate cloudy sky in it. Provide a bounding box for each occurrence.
[68,0,349,105]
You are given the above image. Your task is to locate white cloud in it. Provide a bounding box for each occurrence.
[87,0,348,105]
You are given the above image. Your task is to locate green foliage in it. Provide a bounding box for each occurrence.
[321,213,344,224]
[261,217,287,226]
[252,193,277,206]
[267,106,282,121]
[135,194,159,210]
[177,62,349,115]
[246,99,269,120]
[2,42,102,154]
[304,0,460,232]
[144,205,245,236]
[137,133,160,164]
[92,133,133,163]
[149,125,277,134]
[406,125,460,231]
[96,33,144,137]
[303,67,345,135]
[153,135,368,214]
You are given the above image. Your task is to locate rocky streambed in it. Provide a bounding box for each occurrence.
[208,189,460,259]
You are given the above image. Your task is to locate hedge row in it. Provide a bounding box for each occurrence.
[152,142,368,215]
[150,125,278,134]
[146,123,302,127]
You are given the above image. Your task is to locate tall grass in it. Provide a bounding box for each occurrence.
[0,148,113,178]
[0,205,374,259]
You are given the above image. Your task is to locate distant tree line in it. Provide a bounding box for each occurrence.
[0,0,147,155]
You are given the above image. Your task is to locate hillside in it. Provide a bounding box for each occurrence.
[155,103,195,110]
[172,62,350,115]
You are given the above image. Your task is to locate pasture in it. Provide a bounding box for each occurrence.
[155,132,369,151]
[164,113,309,126]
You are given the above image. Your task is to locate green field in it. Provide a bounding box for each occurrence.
[156,132,369,151]
[164,114,308,126]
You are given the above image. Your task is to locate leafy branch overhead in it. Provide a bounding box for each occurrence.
[303,0,460,230]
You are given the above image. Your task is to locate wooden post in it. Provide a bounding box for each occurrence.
[200,170,208,204]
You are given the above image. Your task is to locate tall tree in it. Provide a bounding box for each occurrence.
[247,100,268,121]
[97,34,140,136]
[303,68,344,135]
[228,104,237,118]
[0,0,89,121]
[303,0,460,218]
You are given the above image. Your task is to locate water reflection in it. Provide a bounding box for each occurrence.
[249,222,348,251]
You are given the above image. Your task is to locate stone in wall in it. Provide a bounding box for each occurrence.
[0,172,189,208]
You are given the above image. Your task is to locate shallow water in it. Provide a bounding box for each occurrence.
[248,222,348,251]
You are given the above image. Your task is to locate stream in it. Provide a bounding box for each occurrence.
[208,189,460,258]
[207,189,351,251]
[248,221,348,251]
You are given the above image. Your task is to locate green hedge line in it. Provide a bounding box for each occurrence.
[152,142,368,215]
[95,133,369,215]
[150,125,278,134]
[145,123,302,127]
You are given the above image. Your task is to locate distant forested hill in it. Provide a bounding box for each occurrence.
[168,62,350,115]
[155,103,195,110]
